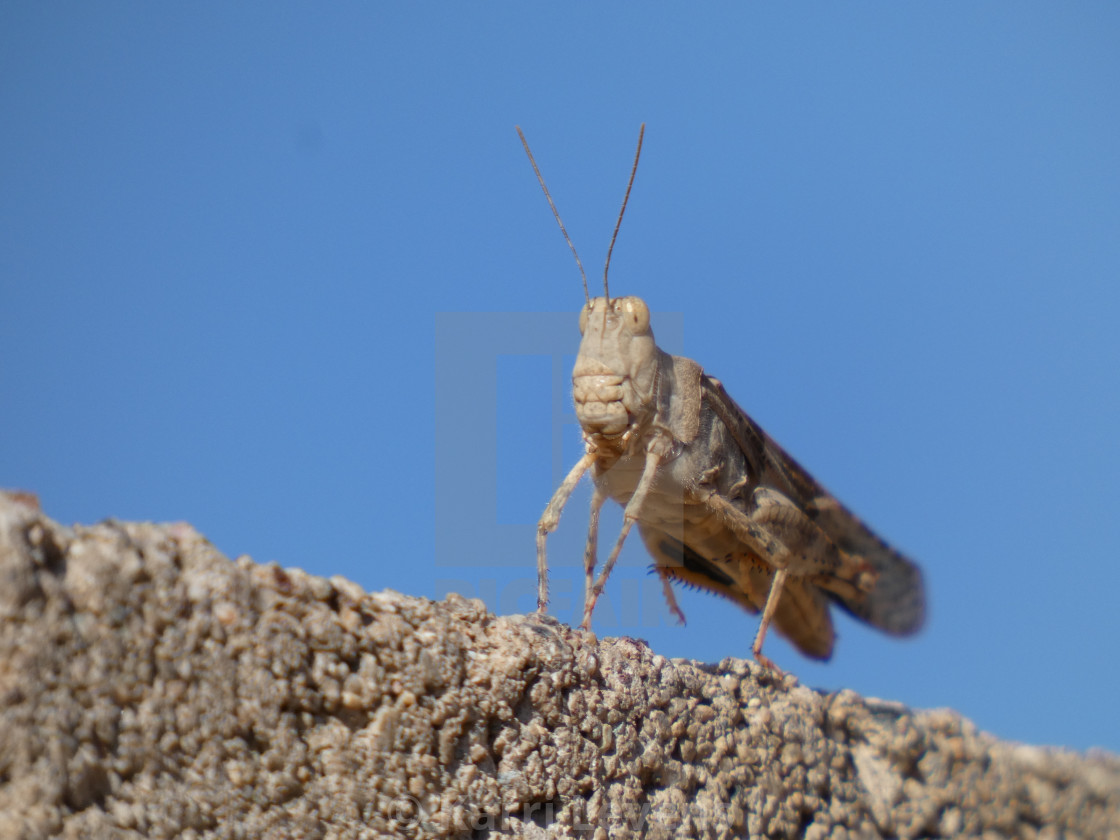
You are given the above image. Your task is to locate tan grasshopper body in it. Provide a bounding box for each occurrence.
[521,126,925,665]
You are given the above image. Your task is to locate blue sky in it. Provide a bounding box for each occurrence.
[3,4,1118,753]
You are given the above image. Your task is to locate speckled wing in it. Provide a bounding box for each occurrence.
[701,374,926,638]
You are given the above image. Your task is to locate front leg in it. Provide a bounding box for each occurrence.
[536,451,596,612]
[582,483,607,617]
[580,448,662,630]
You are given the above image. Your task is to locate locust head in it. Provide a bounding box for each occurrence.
[515,125,652,441]
[572,296,659,440]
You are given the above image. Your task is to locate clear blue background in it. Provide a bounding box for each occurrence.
[3,4,1118,753]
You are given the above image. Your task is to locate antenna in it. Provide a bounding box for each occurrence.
[516,126,590,305]
[602,123,645,302]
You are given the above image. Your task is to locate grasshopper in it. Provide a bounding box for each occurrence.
[520,125,925,666]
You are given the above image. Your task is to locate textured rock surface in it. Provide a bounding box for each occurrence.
[1,492,1118,839]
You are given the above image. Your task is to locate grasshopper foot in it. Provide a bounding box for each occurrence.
[752,651,782,674]
[578,610,594,632]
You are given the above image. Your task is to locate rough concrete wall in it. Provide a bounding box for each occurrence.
[0,492,1117,840]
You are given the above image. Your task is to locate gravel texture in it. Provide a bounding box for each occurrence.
[1,491,1117,839]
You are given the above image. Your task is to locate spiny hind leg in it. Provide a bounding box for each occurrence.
[751,567,788,671]
[704,487,843,664]
[655,567,687,625]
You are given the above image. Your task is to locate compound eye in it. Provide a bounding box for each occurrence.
[622,297,650,332]
[578,301,591,334]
